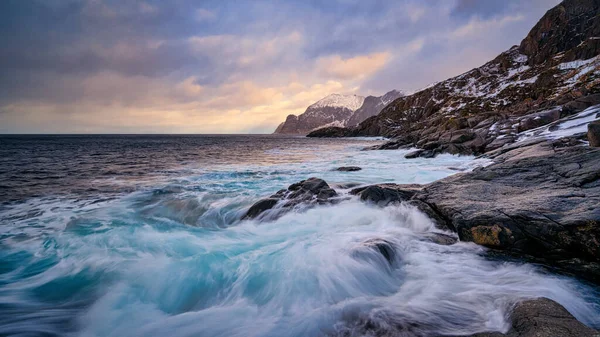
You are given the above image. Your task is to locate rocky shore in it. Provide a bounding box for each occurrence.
[242,135,600,335]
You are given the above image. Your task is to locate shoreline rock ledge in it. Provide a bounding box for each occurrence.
[414,140,600,282]
[463,298,598,337]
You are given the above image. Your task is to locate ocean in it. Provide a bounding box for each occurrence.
[0,135,598,337]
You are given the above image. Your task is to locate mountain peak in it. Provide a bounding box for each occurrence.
[308,94,365,112]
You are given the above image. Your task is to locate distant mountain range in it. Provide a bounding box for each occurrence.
[273,90,404,134]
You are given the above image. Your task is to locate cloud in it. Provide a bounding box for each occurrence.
[0,0,563,133]
[195,8,216,22]
[316,52,391,81]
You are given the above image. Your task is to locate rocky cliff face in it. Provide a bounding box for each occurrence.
[346,90,405,127]
[274,91,402,134]
[313,0,600,155]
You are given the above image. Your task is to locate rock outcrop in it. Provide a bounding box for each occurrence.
[242,178,338,220]
[466,298,598,337]
[415,141,600,275]
[349,137,600,281]
[338,298,597,337]
[350,184,420,205]
[307,126,354,138]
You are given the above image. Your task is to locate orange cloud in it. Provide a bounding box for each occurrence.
[317,52,391,80]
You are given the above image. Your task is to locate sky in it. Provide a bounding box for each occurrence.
[0,0,561,134]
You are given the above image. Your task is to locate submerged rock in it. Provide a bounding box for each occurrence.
[465,298,598,337]
[358,238,396,265]
[334,166,362,172]
[242,177,337,220]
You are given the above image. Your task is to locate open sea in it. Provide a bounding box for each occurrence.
[0,135,599,337]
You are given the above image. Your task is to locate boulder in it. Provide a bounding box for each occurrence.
[242,178,337,220]
[350,184,420,206]
[335,166,362,172]
[589,120,600,147]
[466,298,598,337]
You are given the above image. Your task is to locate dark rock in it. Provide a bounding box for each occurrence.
[464,298,599,337]
[405,149,439,159]
[562,94,600,116]
[242,178,337,220]
[405,199,451,231]
[334,166,362,172]
[350,184,420,206]
[450,130,476,144]
[404,150,425,159]
[415,140,600,282]
[307,126,353,138]
[367,138,412,150]
[359,238,396,265]
[244,198,279,220]
[589,120,600,147]
[517,108,561,133]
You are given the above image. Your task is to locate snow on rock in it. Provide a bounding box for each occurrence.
[308,94,365,112]
[517,104,600,142]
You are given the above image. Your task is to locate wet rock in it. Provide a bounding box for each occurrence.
[589,120,600,147]
[415,140,600,282]
[423,232,458,245]
[242,178,337,220]
[335,166,362,172]
[360,238,396,264]
[405,199,450,231]
[404,149,439,159]
[404,150,424,159]
[465,298,599,337]
[243,198,279,220]
[350,184,421,206]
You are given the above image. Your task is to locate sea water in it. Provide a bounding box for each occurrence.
[0,135,598,337]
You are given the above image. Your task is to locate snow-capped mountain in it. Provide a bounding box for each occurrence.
[346,90,405,127]
[274,91,402,134]
[273,94,364,134]
[312,0,600,155]
[307,93,365,111]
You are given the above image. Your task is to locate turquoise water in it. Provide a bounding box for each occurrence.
[0,135,598,336]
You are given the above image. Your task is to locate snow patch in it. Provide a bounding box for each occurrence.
[308,94,365,111]
[517,104,600,142]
